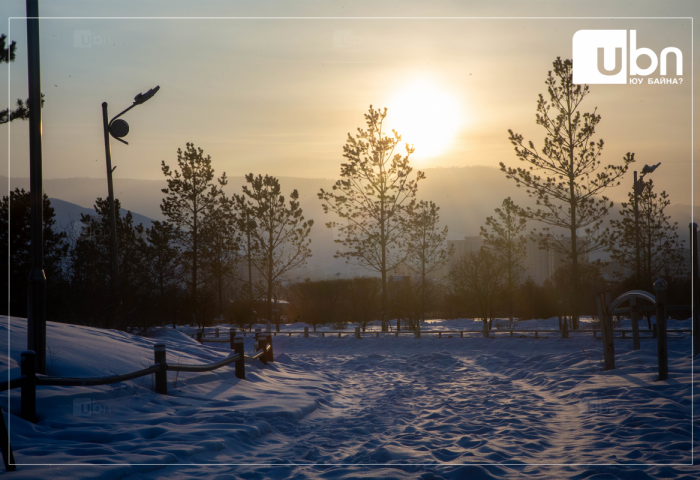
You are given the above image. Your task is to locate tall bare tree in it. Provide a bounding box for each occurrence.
[607,179,684,287]
[237,174,313,327]
[449,249,507,334]
[501,57,633,328]
[318,106,423,331]
[480,197,527,326]
[160,143,227,327]
[404,200,452,322]
[202,195,240,318]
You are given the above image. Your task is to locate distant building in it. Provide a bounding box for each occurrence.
[447,235,483,274]
[446,235,589,285]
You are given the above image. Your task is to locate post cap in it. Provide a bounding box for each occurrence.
[653,278,668,291]
[154,344,166,352]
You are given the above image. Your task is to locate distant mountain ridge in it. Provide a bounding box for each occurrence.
[4,168,697,276]
[48,198,155,239]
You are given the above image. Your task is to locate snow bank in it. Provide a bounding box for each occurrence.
[0,316,695,479]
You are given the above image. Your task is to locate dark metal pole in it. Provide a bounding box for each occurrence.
[633,171,641,288]
[691,223,699,357]
[26,0,46,374]
[631,297,640,351]
[654,278,668,380]
[101,103,120,311]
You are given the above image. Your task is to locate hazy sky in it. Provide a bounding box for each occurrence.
[1,0,698,206]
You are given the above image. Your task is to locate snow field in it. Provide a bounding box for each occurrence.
[0,317,697,479]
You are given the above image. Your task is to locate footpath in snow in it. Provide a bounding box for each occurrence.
[0,317,697,479]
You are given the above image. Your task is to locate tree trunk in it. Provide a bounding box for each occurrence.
[570,208,579,330]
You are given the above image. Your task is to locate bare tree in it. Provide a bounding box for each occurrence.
[480,197,527,327]
[501,57,633,328]
[404,200,452,322]
[202,195,240,317]
[607,179,684,287]
[346,277,381,332]
[449,249,507,333]
[237,174,313,327]
[319,106,423,331]
[160,143,227,327]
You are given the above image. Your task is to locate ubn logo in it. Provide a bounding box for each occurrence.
[572,30,683,84]
[73,398,111,417]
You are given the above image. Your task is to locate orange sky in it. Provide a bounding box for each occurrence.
[1,2,696,206]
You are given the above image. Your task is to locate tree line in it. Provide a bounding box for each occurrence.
[1,55,691,332]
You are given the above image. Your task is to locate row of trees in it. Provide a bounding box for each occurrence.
[1,52,689,331]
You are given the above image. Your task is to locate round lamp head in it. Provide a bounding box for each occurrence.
[109,119,130,138]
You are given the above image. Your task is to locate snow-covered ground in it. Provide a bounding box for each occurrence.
[0,316,697,479]
[175,316,690,336]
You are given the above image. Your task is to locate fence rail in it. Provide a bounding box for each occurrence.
[0,336,274,429]
[194,328,692,339]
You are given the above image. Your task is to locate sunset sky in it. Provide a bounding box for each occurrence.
[1,0,697,206]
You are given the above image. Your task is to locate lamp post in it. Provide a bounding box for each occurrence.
[633,163,660,288]
[101,86,160,307]
[26,0,46,374]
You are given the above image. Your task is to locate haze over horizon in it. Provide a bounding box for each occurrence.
[2,1,696,207]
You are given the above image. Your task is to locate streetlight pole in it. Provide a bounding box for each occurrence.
[101,103,120,300]
[633,171,641,288]
[100,86,160,316]
[26,0,46,374]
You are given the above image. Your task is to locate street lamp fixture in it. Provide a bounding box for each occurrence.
[101,85,160,310]
[633,162,661,288]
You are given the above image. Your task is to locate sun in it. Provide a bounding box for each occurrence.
[386,79,464,159]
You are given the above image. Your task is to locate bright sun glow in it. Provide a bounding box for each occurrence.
[387,80,464,159]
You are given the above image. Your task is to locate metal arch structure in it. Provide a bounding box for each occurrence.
[607,290,656,313]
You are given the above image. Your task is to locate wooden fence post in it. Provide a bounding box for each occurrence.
[304,327,309,338]
[196,331,202,343]
[355,327,361,339]
[229,330,235,350]
[267,333,274,362]
[460,331,464,338]
[233,337,245,380]
[154,344,168,395]
[654,278,668,380]
[691,223,699,357]
[596,294,615,370]
[255,328,262,343]
[415,325,421,338]
[0,406,16,471]
[259,334,269,365]
[631,298,640,351]
[215,327,219,338]
[20,351,36,423]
